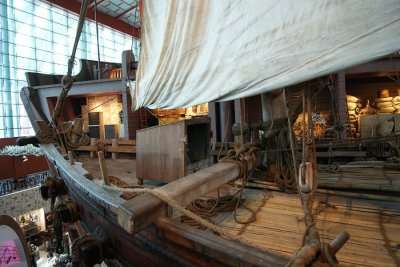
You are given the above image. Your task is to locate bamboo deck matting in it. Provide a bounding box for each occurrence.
[215,190,400,267]
[318,164,400,192]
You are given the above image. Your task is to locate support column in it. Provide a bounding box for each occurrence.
[337,72,348,139]
[121,88,130,138]
[234,99,242,125]
[233,99,243,144]
[208,102,218,148]
[261,93,273,122]
[219,101,233,143]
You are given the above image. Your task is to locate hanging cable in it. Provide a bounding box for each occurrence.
[94,0,101,80]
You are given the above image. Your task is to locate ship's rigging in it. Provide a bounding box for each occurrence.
[19,0,400,266]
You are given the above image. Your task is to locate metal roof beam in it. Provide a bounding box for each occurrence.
[114,4,137,19]
[88,0,108,9]
[44,0,139,38]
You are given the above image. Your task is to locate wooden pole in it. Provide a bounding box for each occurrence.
[90,138,97,159]
[98,151,109,185]
[68,150,74,165]
[337,72,348,139]
[111,138,118,160]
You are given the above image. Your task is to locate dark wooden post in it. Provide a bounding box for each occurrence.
[336,72,348,139]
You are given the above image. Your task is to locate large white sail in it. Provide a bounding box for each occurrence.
[133,0,400,109]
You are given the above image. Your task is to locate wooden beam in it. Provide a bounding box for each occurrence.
[103,139,135,145]
[44,0,139,38]
[98,151,110,185]
[316,151,367,158]
[118,162,241,233]
[345,58,400,75]
[73,145,98,152]
[105,145,136,153]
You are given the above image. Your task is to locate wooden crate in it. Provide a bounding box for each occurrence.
[136,117,210,183]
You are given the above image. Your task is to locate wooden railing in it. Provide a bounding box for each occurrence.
[73,138,136,159]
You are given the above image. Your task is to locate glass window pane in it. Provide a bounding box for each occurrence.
[1,0,137,137]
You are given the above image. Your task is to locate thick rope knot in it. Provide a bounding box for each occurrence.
[219,144,258,176]
[63,118,90,148]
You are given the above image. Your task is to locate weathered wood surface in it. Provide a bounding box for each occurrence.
[98,151,110,185]
[20,86,289,266]
[136,117,210,183]
[118,161,241,233]
[155,217,288,267]
[318,163,400,192]
[216,190,400,267]
[248,180,400,203]
[136,120,186,182]
[73,138,136,155]
[74,145,99,152]
[82,158,138,185]
[103,139,136,145]
[105,145,136,154]
[316,151,367,158]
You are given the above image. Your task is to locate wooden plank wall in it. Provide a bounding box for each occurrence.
[136,122,185,182]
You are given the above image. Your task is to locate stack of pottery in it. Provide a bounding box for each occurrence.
[346,95,361,136]
[376,89,395,114]
[393,89,400,114]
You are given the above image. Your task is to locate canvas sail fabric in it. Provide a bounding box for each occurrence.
[133,0,400,109]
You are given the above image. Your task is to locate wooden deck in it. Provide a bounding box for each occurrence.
[318,163,400,192]
[178,189,400,267]
[81,158,138,186]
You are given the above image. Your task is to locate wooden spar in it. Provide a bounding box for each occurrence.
[98,151,110,185]
[90,138,97,158]
[111,138,118,160]
[68,150,74,165]
[118,161,241,233]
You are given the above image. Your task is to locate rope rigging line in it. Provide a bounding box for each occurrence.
[284,88,349,267]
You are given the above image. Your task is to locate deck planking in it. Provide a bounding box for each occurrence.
[81,158,138,186]
[213,190,400,267]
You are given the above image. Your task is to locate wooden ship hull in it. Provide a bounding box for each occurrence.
[20,82,290,266]
[20,79,400,266]
[18,1,400,263]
